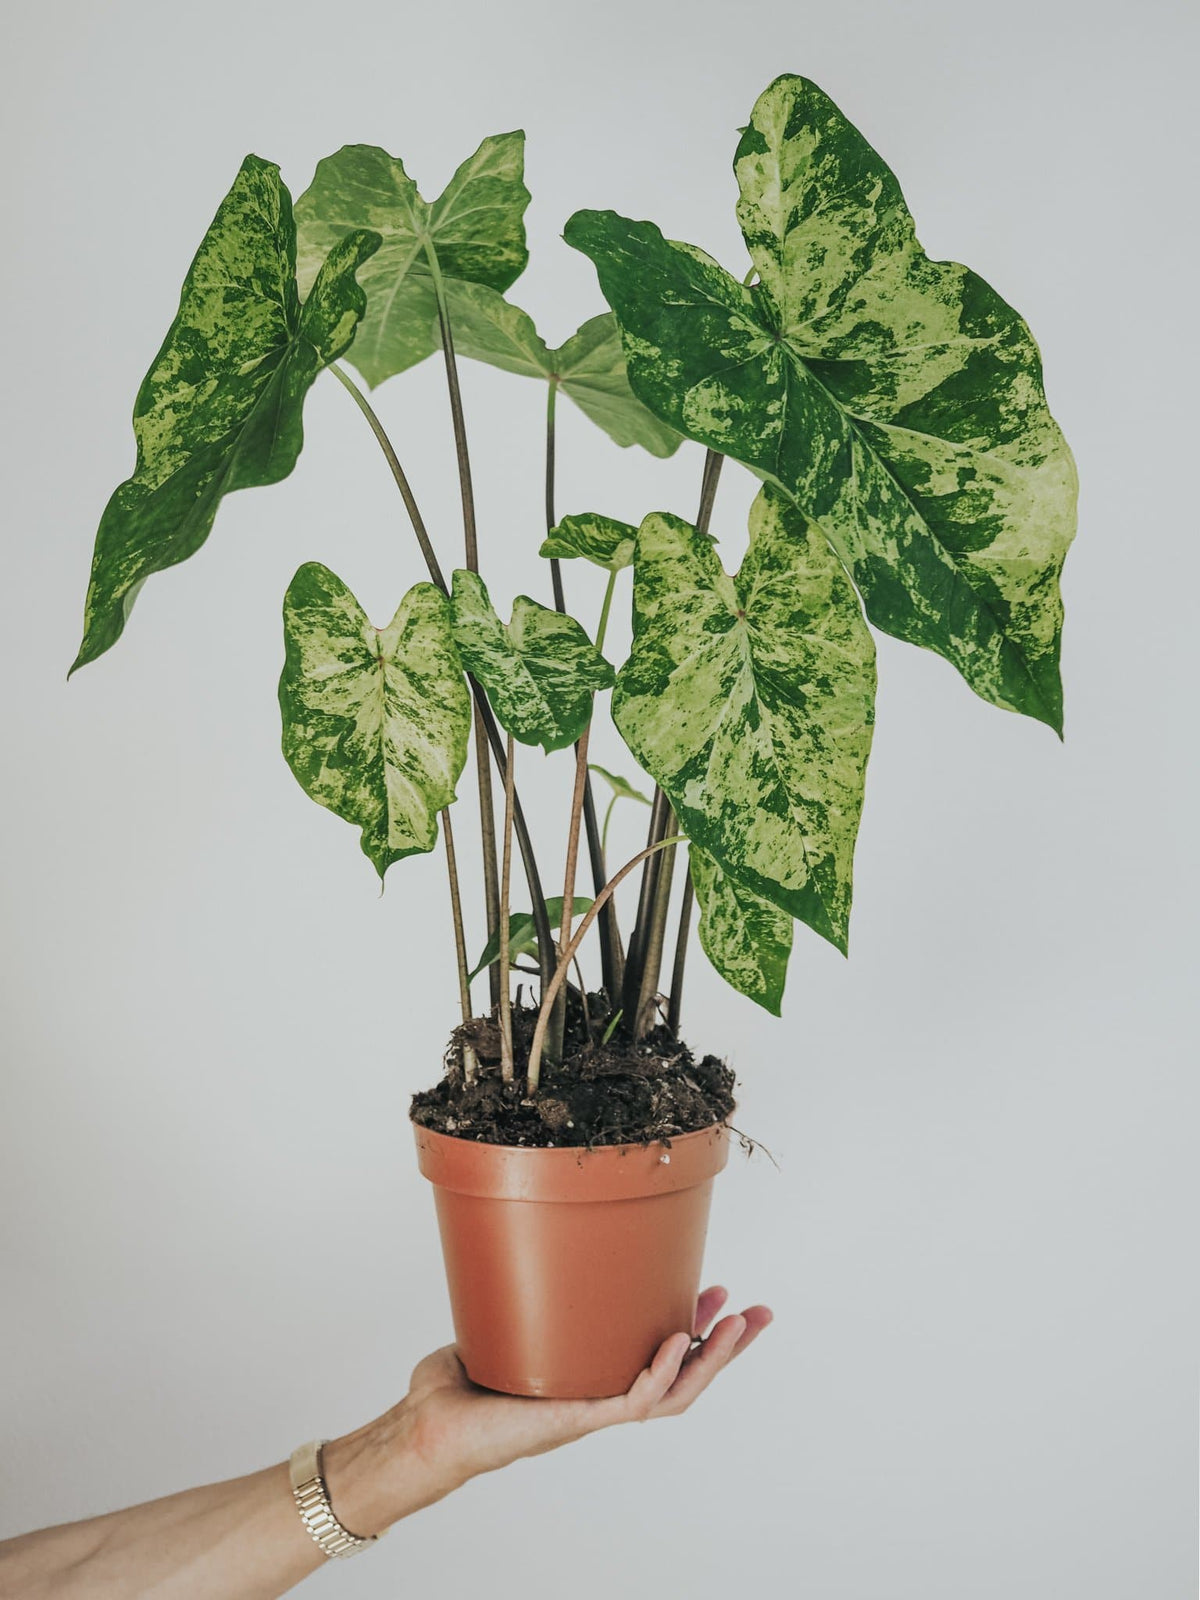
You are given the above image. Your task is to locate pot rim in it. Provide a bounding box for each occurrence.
[412,1119,730,1203]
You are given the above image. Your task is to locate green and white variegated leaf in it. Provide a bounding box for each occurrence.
[72,157,380,672]
[689,846,793,1016]
[279,564,471,879]
[613,487,875,952]
[469,896,593,980]
[565,74,1076,733]
[294,134,529,388]
[588,764,651,806]
[450,570,615,753]
[540,513,637,572]
[443,281,681,457]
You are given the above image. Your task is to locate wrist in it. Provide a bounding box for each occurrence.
[321,1400,462,1536]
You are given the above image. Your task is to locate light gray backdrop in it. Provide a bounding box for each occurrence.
[1,2,1195,1596]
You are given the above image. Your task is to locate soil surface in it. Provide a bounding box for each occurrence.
[410,994,736,1148]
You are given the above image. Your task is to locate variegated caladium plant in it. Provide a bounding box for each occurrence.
[71,75,1075,1096]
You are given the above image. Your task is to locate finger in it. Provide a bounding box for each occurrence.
[587,1330,690,1428]
[728,1304,773,1361]
[692,1285,729,1339]
[651,1313,746,1418]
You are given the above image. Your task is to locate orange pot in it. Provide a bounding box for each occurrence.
[413,1122,729,1398]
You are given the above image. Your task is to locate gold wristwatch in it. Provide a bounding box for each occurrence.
[288,1439,381,1560]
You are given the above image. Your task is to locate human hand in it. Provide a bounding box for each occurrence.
[324,1287,772,1535]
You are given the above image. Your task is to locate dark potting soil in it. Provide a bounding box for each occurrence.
[409,995,736,1148]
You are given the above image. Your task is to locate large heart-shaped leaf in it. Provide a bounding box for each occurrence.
[566,75,1076,733]
[444,283,681,457]
[294,135,529,388]
[469,896,593,980]
[689,847,793,1016]
[613,487,876,952]
[279,564,471,879]
[72,156,380,673]
[450,569,615,753]
[540,513,637,572]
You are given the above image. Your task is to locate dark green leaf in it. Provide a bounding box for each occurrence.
[613,487,875,952]
[565,75,1076,732]
[279,565,471,879]
[73,157,379,672]
[690,846,793,1015]
[295,134,529,388]
[450,569,615,752]
[469,896,593,980]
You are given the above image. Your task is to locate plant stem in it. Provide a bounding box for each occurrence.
[441,807,477,1082]
[546,379,566,609]
[329,359,552,1006]
[622,450,725,1040]
[594,568,617,655]
[441,807,473,1023]
[547,722,593,1063]
[600,793,617,857]
[427,252,501,1009]
[328,364,448,592]
[542,374,623,1005]
[666,864,693,1037]
[498,734,516,1083]
[526,836,683,1093]
[621,787,674,1035]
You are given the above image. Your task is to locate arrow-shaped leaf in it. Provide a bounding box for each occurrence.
[450,569,615,753]
[73,156,380,672]
[279,564,471,879]
[540,513,637,572]
[689,847,793,1016]
[444,282,681,457]
[566,74,1076,732]
[294,134,529,388]
[469,896,593,980]
[613,487,875,953]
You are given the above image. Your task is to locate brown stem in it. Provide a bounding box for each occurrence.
[624,450,726,1040]
[428,255,500,1005]
[542,375,622,1002]
[328,364,449,592]
[666,865,694,1037]
[330,358,545,1005]
[498,734,516,1082]
[441,807,477,1082]
[547,724,593,1062]
[632,803,677,1037]
[621,787,673,1033]
[526,836,683,1094]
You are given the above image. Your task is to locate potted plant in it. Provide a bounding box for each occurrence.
[71,74,1075,1399]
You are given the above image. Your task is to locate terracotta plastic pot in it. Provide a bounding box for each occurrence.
[413,1121,729,1398]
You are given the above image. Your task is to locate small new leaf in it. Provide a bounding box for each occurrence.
[73,157,379,672]
[613,487,875,952]
[469,896,593,980]
[279,565,471,879]
[565,74,1076,731]
[540,513,637,573]
[450,570,615,752]
[690,847,793,1016]
[295,134,529,388]
[444,282,681,456]
[588,764,652,806]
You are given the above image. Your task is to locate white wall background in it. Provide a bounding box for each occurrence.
[1,2,1195,1595]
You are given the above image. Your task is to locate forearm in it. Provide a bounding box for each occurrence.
[0,1410,431,1600]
